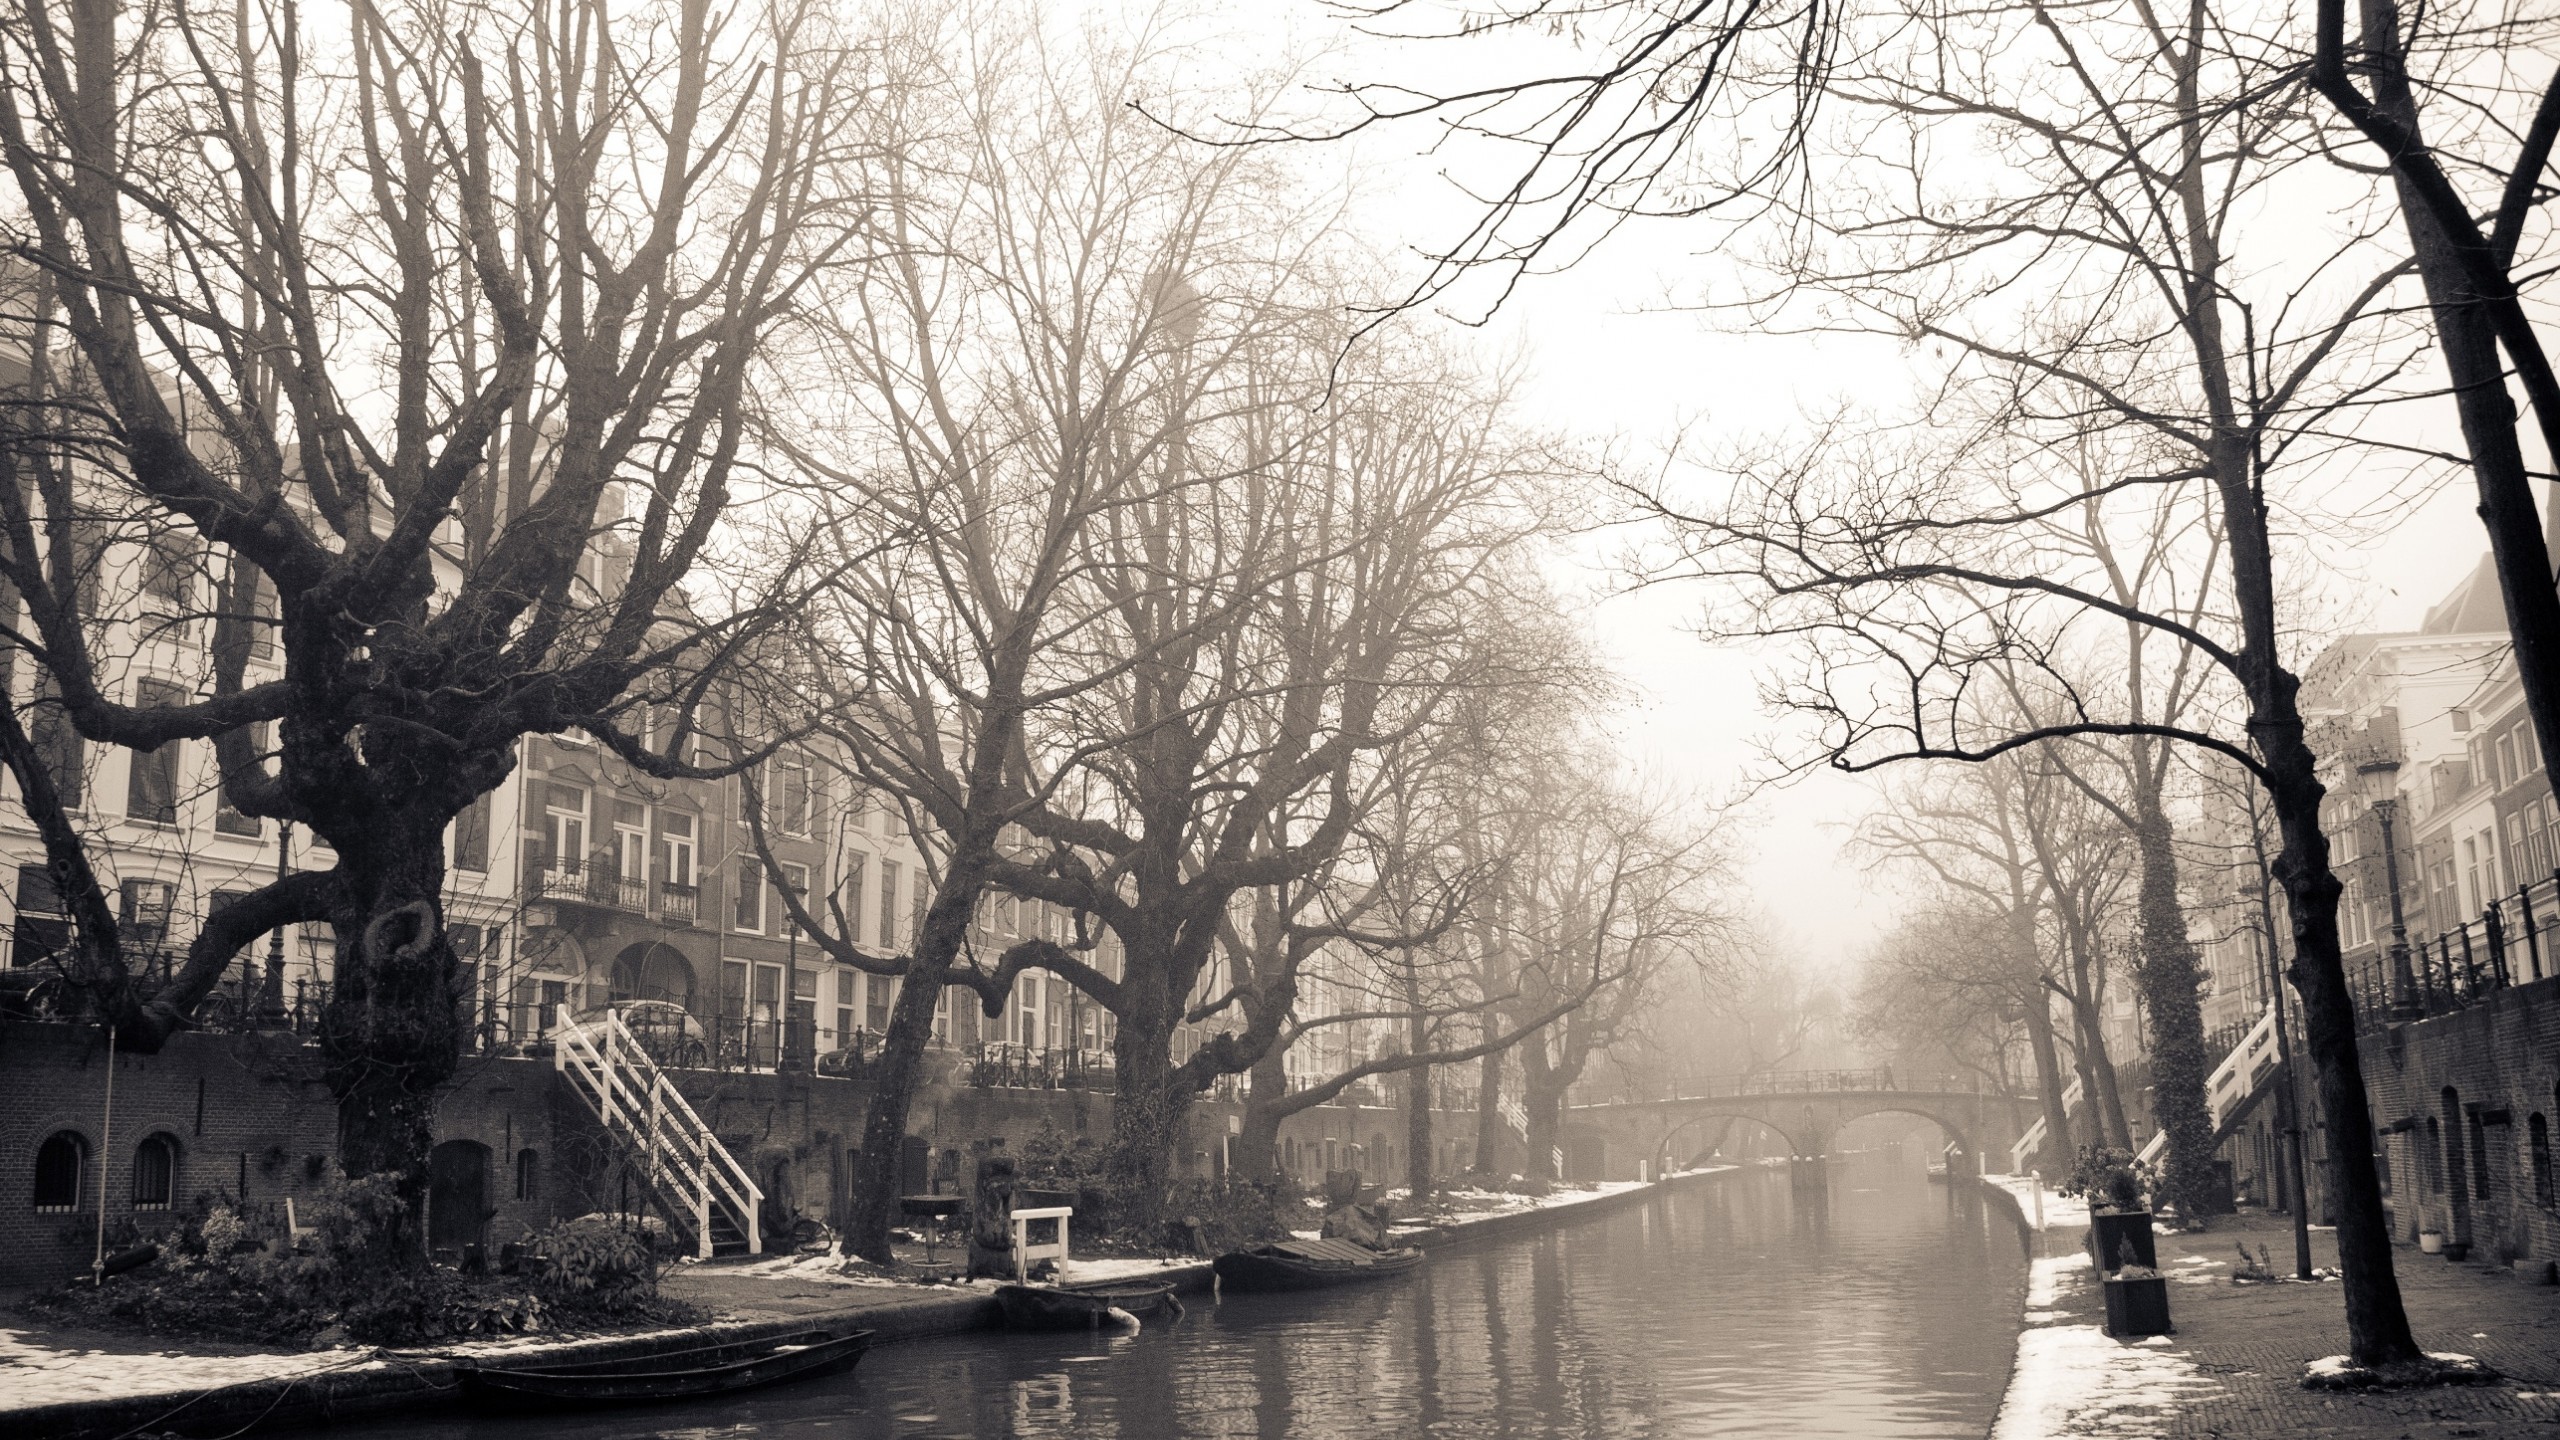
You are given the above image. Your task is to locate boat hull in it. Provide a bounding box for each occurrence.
[1212,1246,1425,1293]
[996,1281,1180,1330]
[460,1328,872,1405]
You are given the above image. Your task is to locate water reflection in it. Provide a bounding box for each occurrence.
[381,1152,2022,1440]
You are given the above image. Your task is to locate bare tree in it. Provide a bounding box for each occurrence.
[1628,0,2434,1367]
[746,3,1310,1262]
[0,0,860,1242]
[991,333,1560,1216]
[2310,0,2560,786]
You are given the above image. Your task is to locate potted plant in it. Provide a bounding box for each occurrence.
[2101,1240,2174,1337]
[2419,1226,2445,1255]
[2065,1148,2158,1275]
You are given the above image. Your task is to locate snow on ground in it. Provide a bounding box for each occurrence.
[0,1327,381,1415]
[1983,1175,2221,1438]
[1990,1320,2220,1438]
[1979,1171,2090,1232]
[1058,1257,1200,1283]
[1387,1175,1709,1233]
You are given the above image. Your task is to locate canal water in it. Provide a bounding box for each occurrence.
[394,1149,2028,1439]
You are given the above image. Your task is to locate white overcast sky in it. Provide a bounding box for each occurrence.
[1162,0,2503,976]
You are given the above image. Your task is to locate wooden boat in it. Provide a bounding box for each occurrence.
[459,1328,872,1405]
[1213,1237,1426,1293]
[995,1279,1182,1330]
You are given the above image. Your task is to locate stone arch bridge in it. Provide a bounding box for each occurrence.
[1568,1069,2034,1181]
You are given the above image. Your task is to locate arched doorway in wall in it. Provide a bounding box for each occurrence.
[428,1140,493,1254]
[611,942,699,1010]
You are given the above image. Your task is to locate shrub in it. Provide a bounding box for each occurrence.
[2056,1145,2157,1209]
[532,1217,654,1304]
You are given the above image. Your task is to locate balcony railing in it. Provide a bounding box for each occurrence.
[531,863,648,912]
[657,882,699,926]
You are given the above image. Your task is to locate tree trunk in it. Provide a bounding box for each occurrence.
[1405,1049,1435,1203]
[2068,994,2133,1150]
[843,957,947,1262]
[1104,1005,1190,1235]
[1472,1045,1505,1176]
[2022,991,2074,1170]
[1236,1044,1291,1185]
[318,812,466,1263]
[2130,790,2223,1215]
[2263,738,2420,1367]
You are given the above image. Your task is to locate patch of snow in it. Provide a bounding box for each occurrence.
[2024,1252,2092,1310]
[1977,1172,2090,1232]
[0,1328,383,1415]
[1990,1324,2219,1438]
[1059,1257,1197,1283]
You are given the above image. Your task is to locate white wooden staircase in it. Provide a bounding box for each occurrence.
[2009,1075,2086,1172]
[554,1005,763,1258]
[2136,1004,2280,1166]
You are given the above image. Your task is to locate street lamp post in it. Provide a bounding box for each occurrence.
[2356,757,2419,1020]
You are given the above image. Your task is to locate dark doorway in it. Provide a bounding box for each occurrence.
[428,1140,492,1253]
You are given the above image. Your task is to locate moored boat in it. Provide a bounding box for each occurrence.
[995,1279,1182,1330]
[459,1328,872,1405]
[1212,1237,1426,1292]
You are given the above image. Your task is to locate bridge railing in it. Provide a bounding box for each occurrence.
[1609,1067,1976,1103]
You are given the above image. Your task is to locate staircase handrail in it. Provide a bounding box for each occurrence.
[555,1006,763,1255]
[2008,1075,2086,1172]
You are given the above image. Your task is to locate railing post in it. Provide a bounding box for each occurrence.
[2513,883,2535,988]
[2475,907,2499,1001]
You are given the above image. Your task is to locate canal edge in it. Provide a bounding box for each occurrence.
[9,1168,1742,1440]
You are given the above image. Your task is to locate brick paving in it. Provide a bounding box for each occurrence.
[2047,1210,2560,1438]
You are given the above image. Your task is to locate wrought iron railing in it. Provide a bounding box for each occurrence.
[966,1041,1114,1091]
[2348,866,2560,1032]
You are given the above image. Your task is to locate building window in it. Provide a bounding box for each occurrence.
[777,756,811,836]
[140,529,194,612]
[132,1134,176,1210]
[660,811,696,889]
[120,879,176,974]
[611,800,648,889]
[543,784,587,874]
[12,864,72,970]
[878,860,899,948]
[733,858,764,933]
[779,861,810,935]
[123,679,187,824]
[515,1148,540,1203]
[839,852,866,939]
[451,790,493,872]
[2530,1113,2553,1208]
[34,1131,87,1211]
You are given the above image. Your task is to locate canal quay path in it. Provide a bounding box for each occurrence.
[0,1167,1732,1440]
[1979,1172,2560,1438]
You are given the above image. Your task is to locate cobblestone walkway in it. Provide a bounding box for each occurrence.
[2046,1210,2560,1438]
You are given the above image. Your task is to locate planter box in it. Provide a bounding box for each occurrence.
[2102,1275,2173,1338]
[2086,1209,2157,1273]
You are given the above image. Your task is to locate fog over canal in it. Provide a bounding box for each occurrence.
[395,1148,2027,1439]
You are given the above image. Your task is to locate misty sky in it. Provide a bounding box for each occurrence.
[1191,0,2507,977]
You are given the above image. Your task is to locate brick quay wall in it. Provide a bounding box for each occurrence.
[0,1020,1484,1289]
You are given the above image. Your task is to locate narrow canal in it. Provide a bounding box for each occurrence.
[397,1148,2029,1439]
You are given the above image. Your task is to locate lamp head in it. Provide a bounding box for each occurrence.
[2355,755,2403,809]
